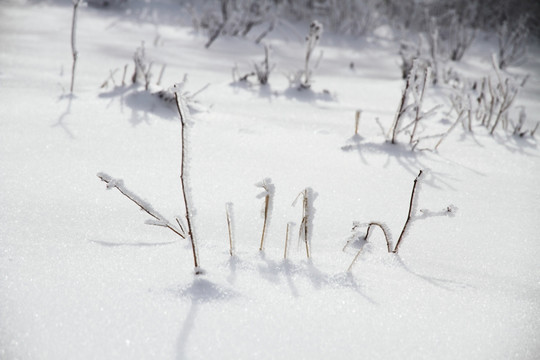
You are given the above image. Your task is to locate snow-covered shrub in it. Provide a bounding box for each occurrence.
[319,0,381,36]
[446,10,475,62]
[190,0,277,48]
[497,16,529,69]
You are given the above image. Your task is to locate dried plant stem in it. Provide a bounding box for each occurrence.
[260,194,269,251]
[393,170,423,253]
[347,248,363,272]
[284,223,292,259]
[121,64,128,86]
[157,64,166,86]
[174,93,200,272]
[294,189,313,259]
[226,203,234,256]
[354,110,361,135]
[70,0,82,94]
[301,193,310,258]
[409,67,429,144]
[435,112,463,151]
[531,122,539,137]
[390,74,412,144]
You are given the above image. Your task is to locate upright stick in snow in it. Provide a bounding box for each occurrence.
[284,222,294,260]
[393,170,423,253]
[174,90,201,273]
[302,21,323,89]
[256,179,274,251]
[70,0,83,94]
[293,188,316,259]
[225,203,234,256]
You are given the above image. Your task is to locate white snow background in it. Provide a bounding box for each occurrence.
[1,0,539,359]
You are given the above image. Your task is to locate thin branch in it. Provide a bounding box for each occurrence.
[226,203,234,256]
[96,173,185,239]
[260,193,269,251]
[70,0,82,94]
[174,92,200,272]
[393,170,423,253]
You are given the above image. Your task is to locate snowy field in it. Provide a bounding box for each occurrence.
[1,1,539,359]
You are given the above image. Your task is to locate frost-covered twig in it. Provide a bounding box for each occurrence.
[256,178,274,251]
[96,172,185,239]
[174,87,201,273]
[390,66,413,144]
[253,44,273,85]
[225,202,234,256]
[393,170,423,253]
[399,40,420,80]
[70,0,83,94]
[409,65,431,145]
[301,21,323,89]
[157,64,166,86]
[434,113,462,151]
[293,188,316,259]
[489,55,519,135]
[390,59,432,145]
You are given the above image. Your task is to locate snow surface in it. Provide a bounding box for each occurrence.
[1,1,540,359]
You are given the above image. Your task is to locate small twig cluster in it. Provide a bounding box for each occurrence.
[439,55,533,143]
[232,44,275,85]
[131,43,154,91]
[252,181,316,260]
